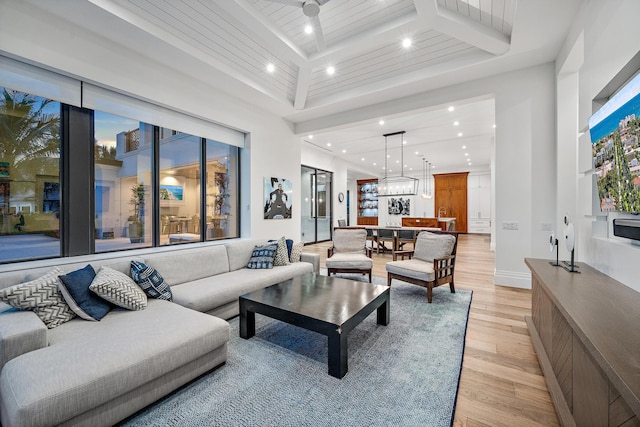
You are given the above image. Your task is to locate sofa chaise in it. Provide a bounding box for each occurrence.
[0,238,319,427]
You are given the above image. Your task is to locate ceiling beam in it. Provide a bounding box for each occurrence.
[294,65,312,110]
[415,0,511,56]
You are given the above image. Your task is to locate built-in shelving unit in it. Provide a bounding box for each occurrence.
[357,179,378,225]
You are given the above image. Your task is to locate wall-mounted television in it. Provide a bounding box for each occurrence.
[590,72,640,214]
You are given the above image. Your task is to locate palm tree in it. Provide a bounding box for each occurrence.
[0,88,60,217]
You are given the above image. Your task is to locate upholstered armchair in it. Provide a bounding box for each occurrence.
[326,227,373,282]
[385,231,458,303]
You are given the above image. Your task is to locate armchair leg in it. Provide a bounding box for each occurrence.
[387,274,392,286]
[368,270,372,283]
[427,284,433,303]
[449,281,456,294]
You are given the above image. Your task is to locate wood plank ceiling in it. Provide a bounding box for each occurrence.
[90,0,516,112]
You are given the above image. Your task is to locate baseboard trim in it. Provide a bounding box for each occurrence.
[494,269,531,289]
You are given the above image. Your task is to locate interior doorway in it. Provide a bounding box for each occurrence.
[301,165,333,244]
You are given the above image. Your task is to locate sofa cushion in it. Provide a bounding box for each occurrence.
[90,266,147,311]
[225,239,268,271]
[58,264,111,321]
[0,299,229,427]
[172,262,314,313]
[413,232,456,263]
[246,243,277,269]
[0,267,76,328]
[144,245,229,286]
[386,259,436,282]
[131,261,172,301]
[325,253,372,269]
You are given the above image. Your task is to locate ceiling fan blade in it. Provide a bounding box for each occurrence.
[310,15,326,51]
[266,0,303,7]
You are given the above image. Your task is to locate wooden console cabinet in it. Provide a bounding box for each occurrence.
[525,259,640,427]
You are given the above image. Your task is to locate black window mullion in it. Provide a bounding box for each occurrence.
[61,105,94,256]
[152,126,160,247]
[200,138,207,242]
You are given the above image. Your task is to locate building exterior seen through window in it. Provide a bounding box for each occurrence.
[0,88,61,262]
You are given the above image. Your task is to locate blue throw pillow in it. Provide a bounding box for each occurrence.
[246,243,277,269]
[130,261,173,301]
[286,239,294,260]
[58,264,112,321]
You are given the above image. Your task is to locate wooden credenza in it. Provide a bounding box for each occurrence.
[525,259,640,427]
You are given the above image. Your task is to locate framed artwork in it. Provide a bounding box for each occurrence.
[160,182,185,206]
[264,177,292,219]
[388,197,410,215]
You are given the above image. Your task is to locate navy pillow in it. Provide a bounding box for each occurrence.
[286,239,294,260]
[58,264,112,321]
[130,261,173,301]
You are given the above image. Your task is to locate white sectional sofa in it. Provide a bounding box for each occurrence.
[0,239,318,427]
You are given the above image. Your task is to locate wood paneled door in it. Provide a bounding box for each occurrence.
[434,172,468,233]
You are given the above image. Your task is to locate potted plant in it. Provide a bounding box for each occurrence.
[128,183,145,243]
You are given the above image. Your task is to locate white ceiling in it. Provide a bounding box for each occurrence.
[22,0,582,174]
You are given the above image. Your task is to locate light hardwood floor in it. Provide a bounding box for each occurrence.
[304,233,559,427]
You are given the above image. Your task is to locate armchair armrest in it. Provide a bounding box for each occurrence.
[392,250,414,261]
[433,255,456,280]
[327,247,335,258]
[0,310,47,372]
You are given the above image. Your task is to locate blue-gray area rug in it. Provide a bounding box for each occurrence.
[121,275,472,427]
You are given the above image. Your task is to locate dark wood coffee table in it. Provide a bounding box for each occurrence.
[239,273,390,378]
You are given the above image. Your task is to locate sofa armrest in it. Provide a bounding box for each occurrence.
[0,310,47,371]
[300,252,320,273]
[433,255,456,279]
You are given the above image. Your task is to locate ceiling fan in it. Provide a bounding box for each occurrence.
[266,0,330,51]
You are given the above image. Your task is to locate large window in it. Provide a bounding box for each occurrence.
[95,112,152,252]
[0,87,61,262]
[0,81,242,263]
[206,139,238,240]
[159,128,201,245]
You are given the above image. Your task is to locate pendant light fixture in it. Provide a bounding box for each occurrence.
[420,158,433,199]
[378,131,419,197]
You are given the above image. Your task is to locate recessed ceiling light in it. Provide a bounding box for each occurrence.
[342,149,346,153]
[462,145,466,149]
[448,106,454,112]
[389,169,393,173]
[326,66,335,76]
[465,153,469,156]
[379,119,385,125]
[266,63,275,73]
[396,160,400,163]
[308,134,313,139]
[403,140,407,145]
[402,38,412,48]
[304,25,313,34]
[493,124,496,128]
[409,167,413,171]
[453,121,459,126]
[458,132,463,137]
[415,151,419,155]
[373,162,377,166]
[386,154,390,158]
[361,157,365,161]
[326,143,331,147]
[382,166,386,170]
[468,162,472,165]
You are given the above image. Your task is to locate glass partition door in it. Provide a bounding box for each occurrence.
[301,165,332,244]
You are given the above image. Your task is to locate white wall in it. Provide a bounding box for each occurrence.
[0,1,301,243]
[557,0,640,292]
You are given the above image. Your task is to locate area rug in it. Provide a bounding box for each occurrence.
[121,276,472,427]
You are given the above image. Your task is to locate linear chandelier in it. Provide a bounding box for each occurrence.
[378,131,419,197]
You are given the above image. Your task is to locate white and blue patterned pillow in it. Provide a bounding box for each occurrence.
[246,243,277,269]
[130,261,173,301]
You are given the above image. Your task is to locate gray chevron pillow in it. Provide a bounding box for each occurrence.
[0,267,76,328]
[89,266,147,311]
